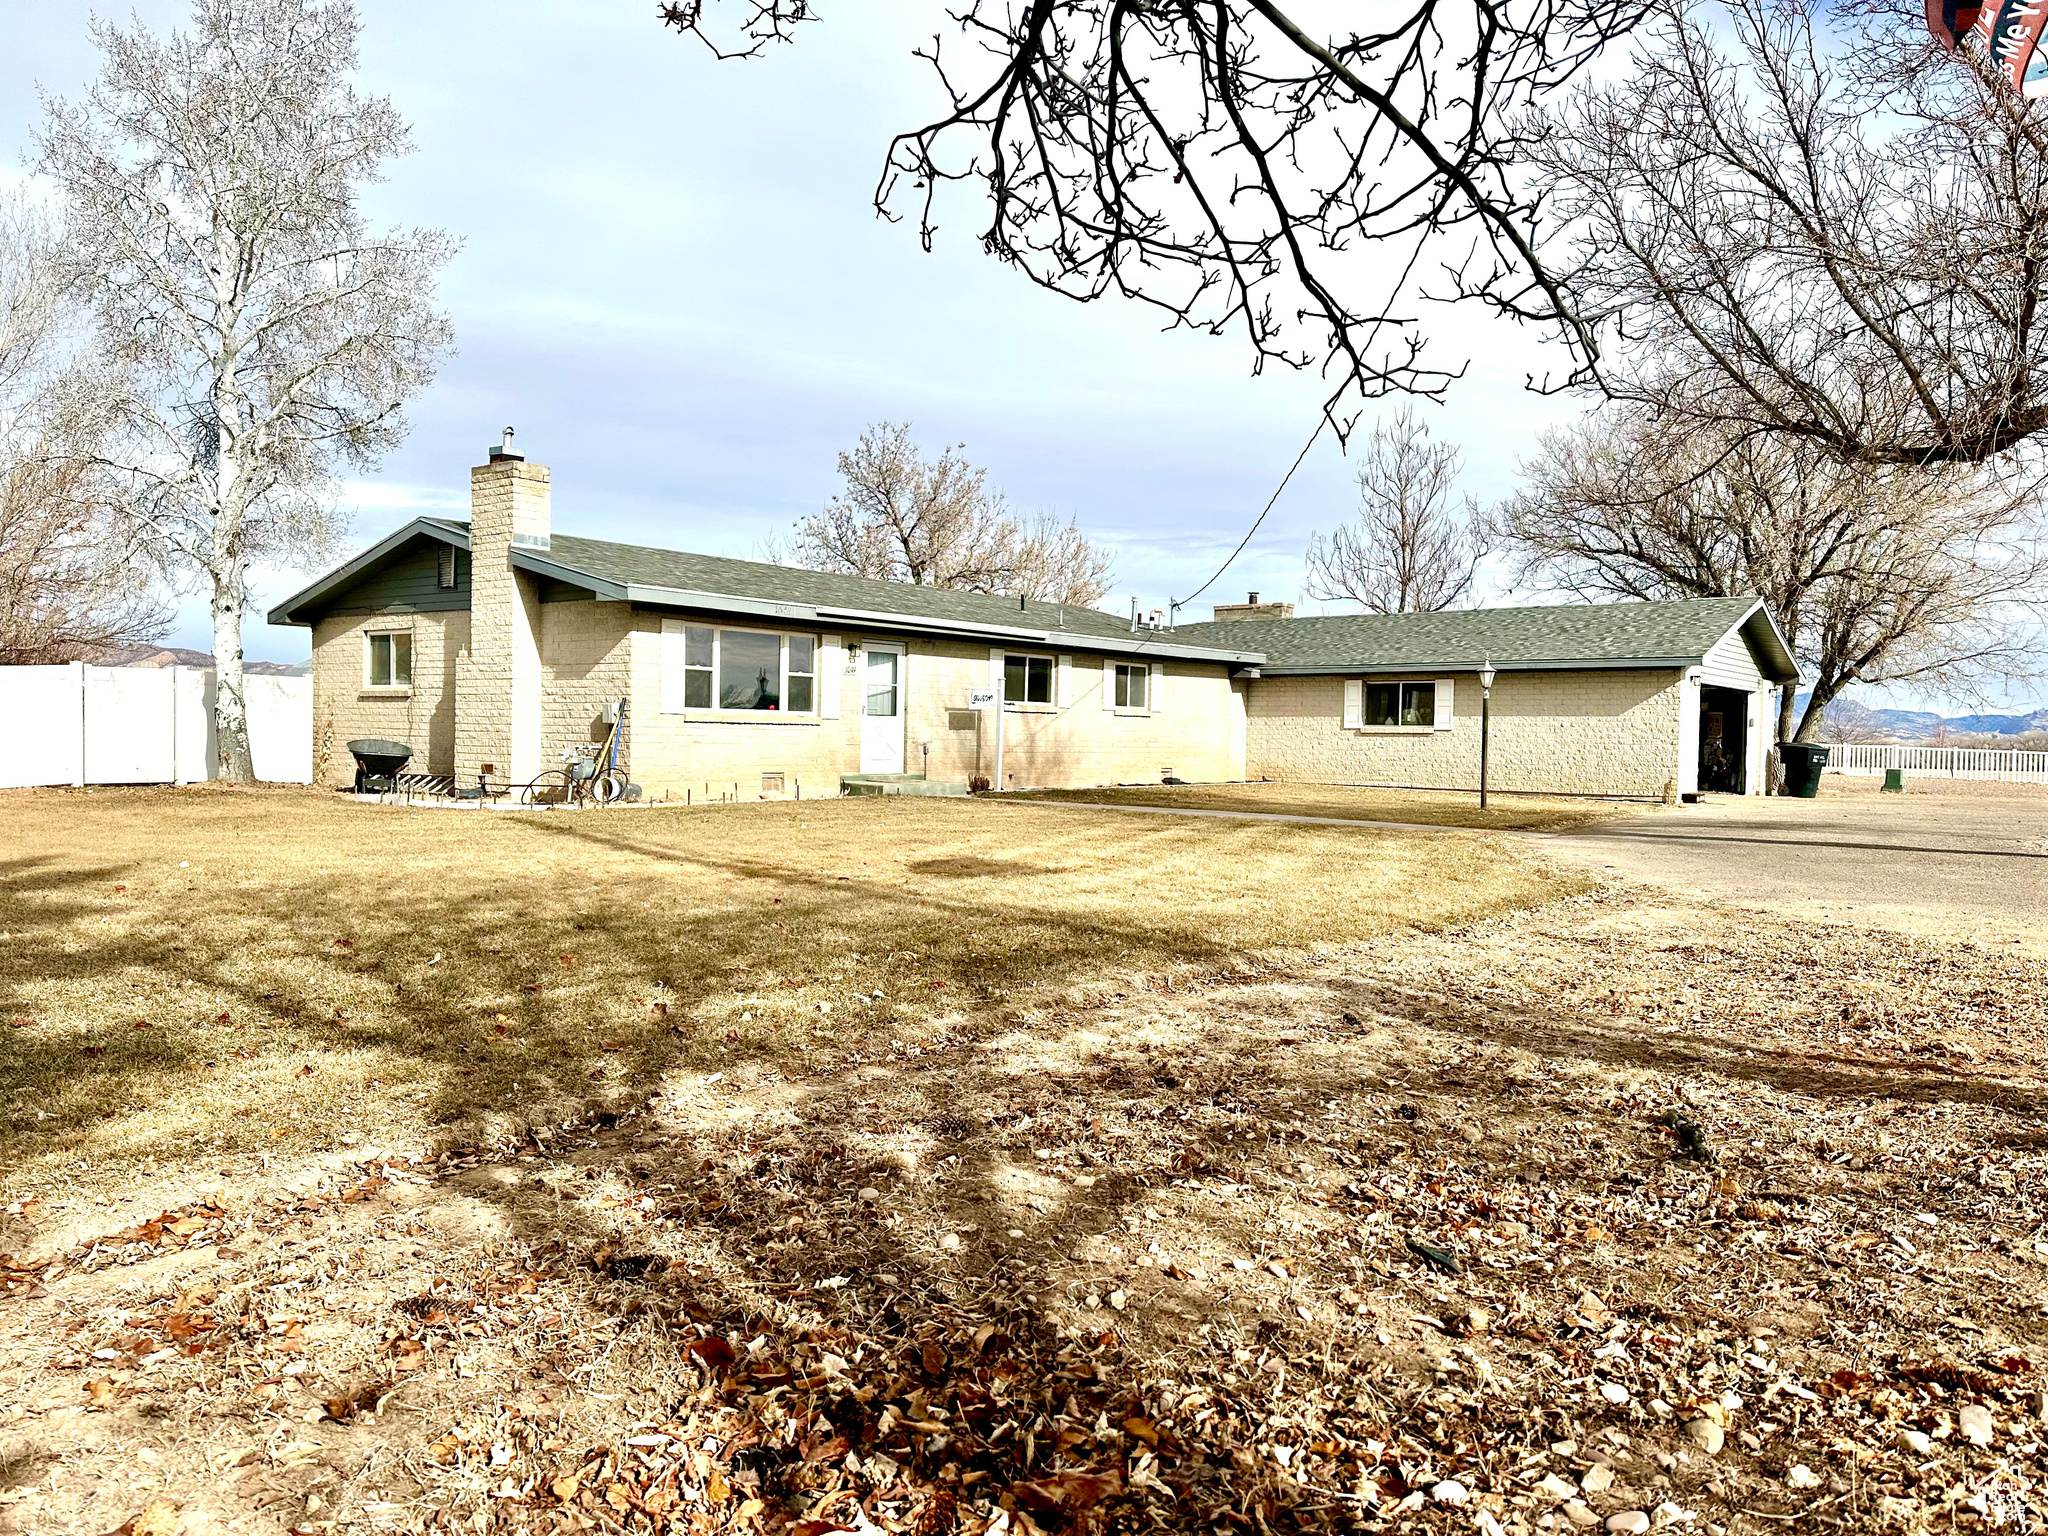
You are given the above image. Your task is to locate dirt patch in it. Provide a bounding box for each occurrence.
[2,882,2043,1535]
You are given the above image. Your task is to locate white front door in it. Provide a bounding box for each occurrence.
[860,643,906,774]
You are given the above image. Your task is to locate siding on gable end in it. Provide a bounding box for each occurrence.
[1699,625,1767,690]
[310,539,470,618]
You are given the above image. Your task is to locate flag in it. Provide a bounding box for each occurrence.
[1969,0,2048,96]
[1928,0,1985,48]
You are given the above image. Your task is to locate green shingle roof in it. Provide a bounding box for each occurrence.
[475,522,1158,644]
[1173,597,1797,681]
[290,519,1257,661]
[274,517,1794,682]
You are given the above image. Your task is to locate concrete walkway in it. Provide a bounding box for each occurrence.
[1545,783,2048,930]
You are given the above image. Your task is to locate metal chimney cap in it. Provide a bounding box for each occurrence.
[488,425,524,462]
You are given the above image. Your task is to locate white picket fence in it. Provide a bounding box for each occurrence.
[0,663,311,789]
[1826,742,2048,784]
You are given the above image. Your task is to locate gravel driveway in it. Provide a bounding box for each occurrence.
[1546,776,2048,931]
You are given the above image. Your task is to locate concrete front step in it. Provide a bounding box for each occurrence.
[841,774,971,798]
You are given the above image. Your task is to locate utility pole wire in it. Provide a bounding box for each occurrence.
[1175,416,1326,617]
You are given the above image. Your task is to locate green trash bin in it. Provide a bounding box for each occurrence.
[1779,742,1831,798]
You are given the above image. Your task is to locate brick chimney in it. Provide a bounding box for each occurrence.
[455,431,549,788]
[1211,591,1295,622]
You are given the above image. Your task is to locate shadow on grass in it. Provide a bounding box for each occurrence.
[2,796,2037,1188]
[0,806,1269,1169]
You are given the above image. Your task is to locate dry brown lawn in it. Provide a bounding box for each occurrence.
[3,788,2046,1536]
[1013,781,1652,831]
[0,786,1577,1199]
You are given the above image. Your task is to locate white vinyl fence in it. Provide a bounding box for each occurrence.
[1826,742,2048,784]
[0,663,311,789]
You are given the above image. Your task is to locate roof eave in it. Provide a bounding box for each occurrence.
[609,583,1264,663]
[1735,599,1802,684]
[265,518,471,626]
[1257,656,1710,676]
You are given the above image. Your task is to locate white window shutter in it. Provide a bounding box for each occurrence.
[1434,677,1454,730]
[1056,654,1072,708]
[1149,662,1164,714]
[660,619,686,713]
[820,634,841,718]
[1342,678,1363,730]
[1102,656,1117,710]
[990,647,1005,698]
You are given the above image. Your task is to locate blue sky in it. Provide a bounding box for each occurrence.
[0,3,2031,711]
[0,0,1577,665]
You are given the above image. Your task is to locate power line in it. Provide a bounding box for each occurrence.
[1174,415,1327,615]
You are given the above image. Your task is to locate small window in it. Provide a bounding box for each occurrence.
[865,648,899,718]
[436,546,457,589]
[1114,663,1149,710]
[366,631,411,688]
[683,625,714,709]
[1366,681,1433,726]
[786,634,816,715]
[1004,653,1053,705]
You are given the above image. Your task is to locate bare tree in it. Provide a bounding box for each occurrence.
[1009,512,1114,609]
[1501,410,2047,741]
[1304,408,1482,612]
[0,194,166,666]
[660,1,1643,419]
[1529,0,2048,466]
[39,0,455,779]
[792,422,1113,605]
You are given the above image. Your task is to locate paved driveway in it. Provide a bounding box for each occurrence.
[1546,780,2048,930]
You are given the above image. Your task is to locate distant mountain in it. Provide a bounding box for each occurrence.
[1799,693,2048,740]
[81,643,302,676]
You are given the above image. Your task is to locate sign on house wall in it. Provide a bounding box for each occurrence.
[0,664,312,790]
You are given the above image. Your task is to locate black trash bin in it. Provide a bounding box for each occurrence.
[1778,742,1831,799]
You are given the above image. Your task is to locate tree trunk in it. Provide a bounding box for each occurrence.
[1793,680,1841,742]
[211,564,255,782]
[1764,685,1797,794]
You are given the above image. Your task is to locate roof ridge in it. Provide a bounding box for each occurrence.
[1177,594,1762,628]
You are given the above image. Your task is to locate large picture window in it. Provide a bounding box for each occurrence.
[365,631,411,689]
[672,625,819,714]
[1004,653,1053,705]
[720,629,781,709]
[1366,681,1435,727]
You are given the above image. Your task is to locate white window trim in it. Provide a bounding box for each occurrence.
[996,649,1058,710]
[1109,660,1155,715]
[659,618,822,719]
[362,628,414,693]
[1343,676,1453,733]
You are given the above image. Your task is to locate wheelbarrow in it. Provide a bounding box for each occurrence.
[346,738,413,793]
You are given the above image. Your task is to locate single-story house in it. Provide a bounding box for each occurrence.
[268,442,1798,801]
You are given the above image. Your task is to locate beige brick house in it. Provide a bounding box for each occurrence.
[1176,596,1797,799]
[269,443,1796,801]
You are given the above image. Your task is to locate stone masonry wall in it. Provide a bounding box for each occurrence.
[1245,668,1684,797]
[454,459,549,788]
[309,609,469,786]
[539,601,637,772]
